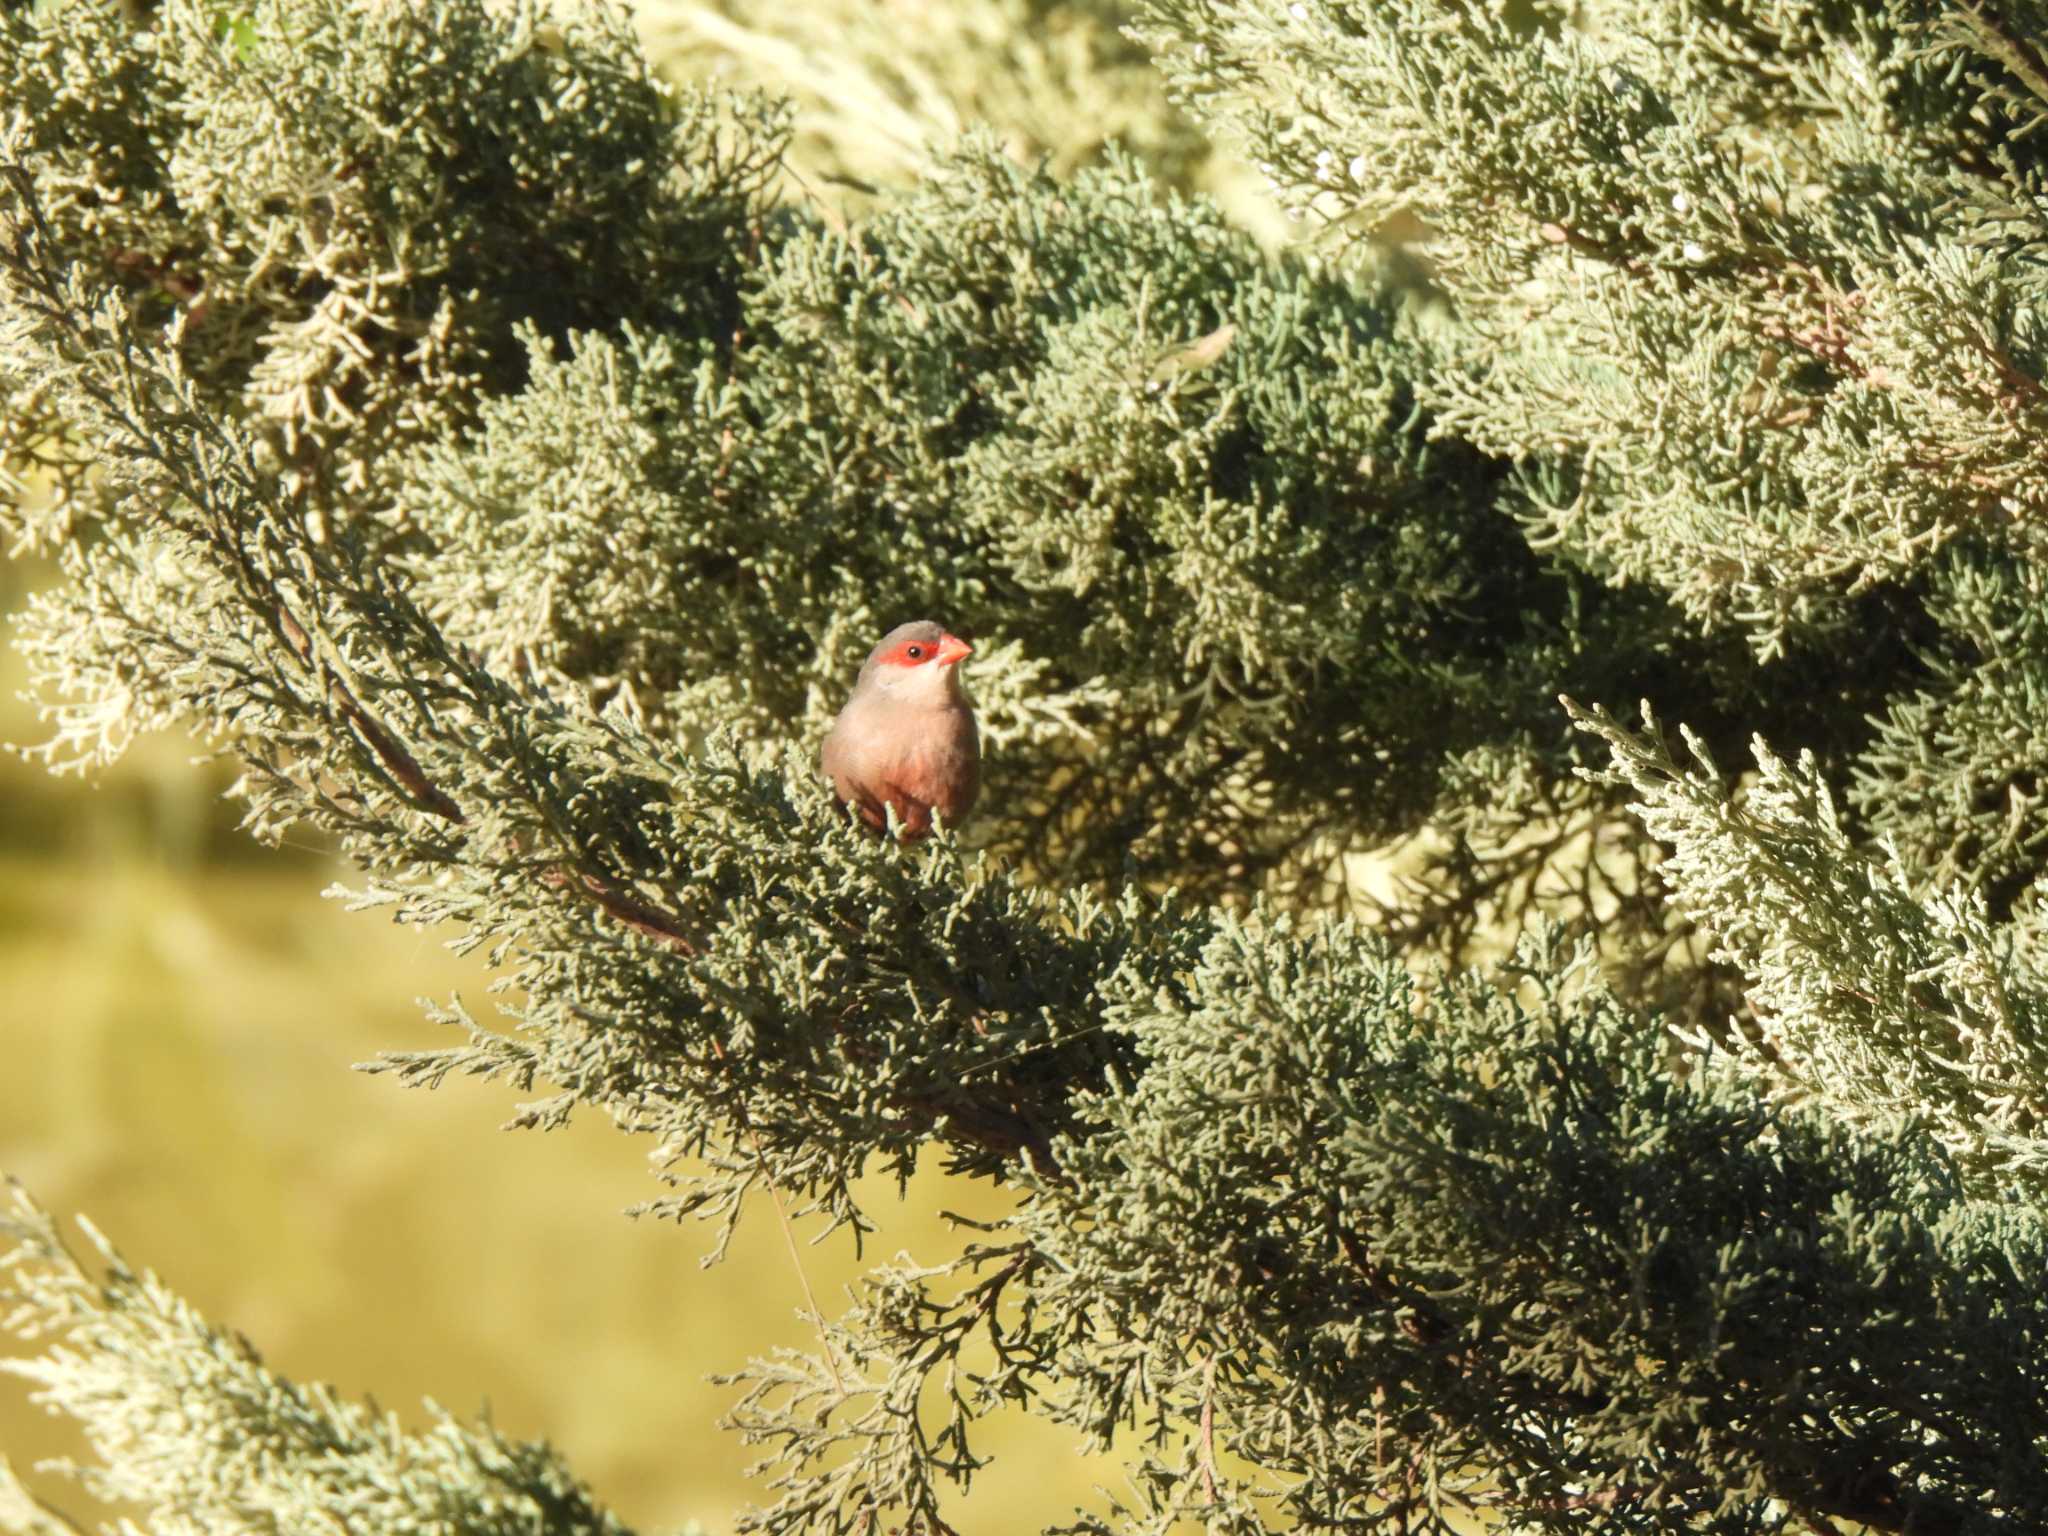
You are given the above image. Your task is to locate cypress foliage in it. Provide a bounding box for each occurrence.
[5,1,2048,1531]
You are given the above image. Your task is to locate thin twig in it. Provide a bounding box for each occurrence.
[706,1035,850,1401]
[1197,1354,1221,1506]
[275,601,464,823]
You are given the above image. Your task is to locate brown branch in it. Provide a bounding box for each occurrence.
[1954,1,2048,118]
[275,603,465,823]
[540,867,699,956]
[1337,1226,1453,1348]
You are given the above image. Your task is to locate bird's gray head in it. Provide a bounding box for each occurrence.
[856,620,973,701]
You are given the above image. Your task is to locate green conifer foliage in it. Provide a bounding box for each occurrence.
[0,1184,637,1536]
[0,0,784,540]
[7,0,2048,1531]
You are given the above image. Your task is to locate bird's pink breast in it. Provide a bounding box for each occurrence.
[821,694,979,838]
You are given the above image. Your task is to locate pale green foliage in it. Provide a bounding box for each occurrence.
[1139,0,2048,1102]
[1137,0,2048,654]
[9,0,2048,1532]
[1576,699,2048,1194]
[0,0,785,543]
[0,1183,636,1536]
[1852,548,2048,923]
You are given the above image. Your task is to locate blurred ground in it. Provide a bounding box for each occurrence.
[0,554,1119,1531]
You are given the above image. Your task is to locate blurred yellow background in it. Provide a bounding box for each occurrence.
[0,551,1118,1531]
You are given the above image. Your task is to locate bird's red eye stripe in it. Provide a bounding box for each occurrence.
[879,632,970,667]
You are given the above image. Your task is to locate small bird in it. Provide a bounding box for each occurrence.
[821,620,980,840]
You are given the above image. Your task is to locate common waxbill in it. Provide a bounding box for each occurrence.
[821,620,980,839]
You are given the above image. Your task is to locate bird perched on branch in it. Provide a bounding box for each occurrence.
[821,620,980,840]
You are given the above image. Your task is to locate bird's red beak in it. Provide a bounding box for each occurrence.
[934,632,972,667]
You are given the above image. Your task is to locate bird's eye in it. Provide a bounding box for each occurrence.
[905,644,925,660]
